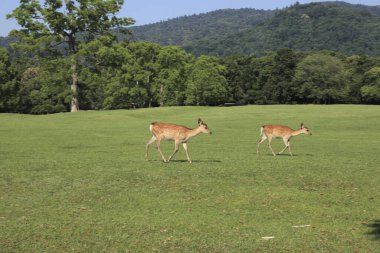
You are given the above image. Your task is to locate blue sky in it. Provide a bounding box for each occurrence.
[1,0,379,37]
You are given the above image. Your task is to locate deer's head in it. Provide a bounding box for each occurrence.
[300,123,312,136]
[198,118,212,134]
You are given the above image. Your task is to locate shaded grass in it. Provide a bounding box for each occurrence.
[366,220,380,241]
[1,105,380,252]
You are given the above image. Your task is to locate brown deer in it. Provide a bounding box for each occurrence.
[257,123,312,156]
[145,118,212,163]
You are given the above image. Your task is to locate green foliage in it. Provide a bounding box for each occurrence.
[127,9,274,49]
[185,56,228,106]
[154,46,194,106]
[7,0,134,51]
[100,41,160,109]
[293,53,350,104]
[2,43,380,114]
[17,58,71,114]
[360,66,380,103]
[0,47,19,112]
[7,0,135,111]
[1,106,380,252]
[262,49,299,104]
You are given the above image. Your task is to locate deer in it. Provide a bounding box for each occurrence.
[257,123,312,156]
[145,118,212,163]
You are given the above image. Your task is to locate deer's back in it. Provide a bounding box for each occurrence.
[151,122,190,140]
[263,125,294,137]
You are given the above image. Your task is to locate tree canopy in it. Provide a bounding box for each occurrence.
[7,0,134,112]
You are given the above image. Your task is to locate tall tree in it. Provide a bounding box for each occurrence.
[7,0,134,112]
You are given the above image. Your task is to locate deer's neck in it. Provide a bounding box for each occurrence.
[291,129,303,137]
[187,126,202,139]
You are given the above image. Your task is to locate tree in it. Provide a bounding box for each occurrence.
[79,38,133,110]
[154,46,194,106]
[293,53,350,104]
[263,48,299,103]
[96,41,160,110]
[18,58,71,114]
[345,55,367,103]
[222,55,253,105]
[7,0,134,112]
[361,67,380,103]
[245,53,276,104]
[0,47,18,112]
[185,55,228,106]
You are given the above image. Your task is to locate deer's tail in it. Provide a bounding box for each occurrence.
[260,125,265,137]
[149,122,157,133]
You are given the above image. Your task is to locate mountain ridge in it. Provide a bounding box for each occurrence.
[124,1,380,56]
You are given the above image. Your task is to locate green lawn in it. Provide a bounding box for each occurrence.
[1,105,379,252]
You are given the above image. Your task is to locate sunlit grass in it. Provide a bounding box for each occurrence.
[1,105,379,252]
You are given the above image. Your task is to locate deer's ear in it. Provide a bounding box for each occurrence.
[198,118,202,125]
[300,123,304,128]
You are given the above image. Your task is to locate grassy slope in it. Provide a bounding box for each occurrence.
[0,105,379,252]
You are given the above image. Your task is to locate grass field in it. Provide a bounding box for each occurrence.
[1,105,379,252]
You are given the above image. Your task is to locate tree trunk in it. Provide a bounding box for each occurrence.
[70,60,79,112]
[159,83,164,107]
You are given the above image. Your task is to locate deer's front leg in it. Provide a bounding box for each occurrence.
[182,143,192,163]
[287,142,293,157]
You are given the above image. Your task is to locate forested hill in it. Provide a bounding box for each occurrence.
[124,2,380,57]
[126,8,275,47]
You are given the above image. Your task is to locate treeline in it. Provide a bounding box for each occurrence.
[1,41,379,114]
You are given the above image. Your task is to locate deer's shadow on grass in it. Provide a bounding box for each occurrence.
[259,153,313,157]
[148,159,222,163]
[366,220,380,240]
[172,159,222,163]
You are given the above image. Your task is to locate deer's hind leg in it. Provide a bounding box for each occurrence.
[145,136,156,160]
[278,137,293,156]
[267,136,276,156]
[156,139,167,162]
[257,134,267,155]
[278,137,289,155]
[167,140,180,162]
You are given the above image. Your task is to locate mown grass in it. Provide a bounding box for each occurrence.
[1,105,379,252]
